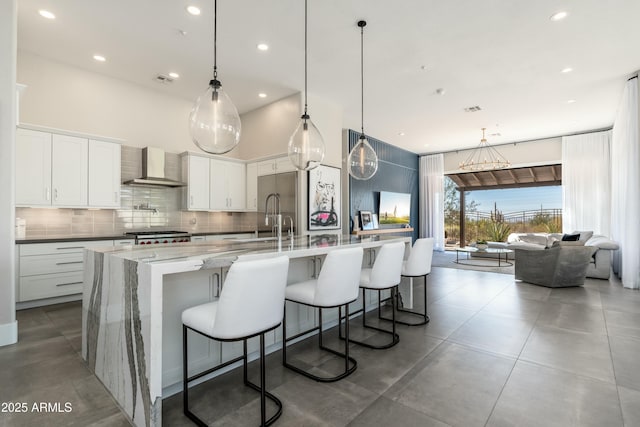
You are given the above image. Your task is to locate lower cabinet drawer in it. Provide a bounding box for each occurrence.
[20,271,84,301]
[20,253,84,276]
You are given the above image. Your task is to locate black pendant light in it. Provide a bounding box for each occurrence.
[189,0,241,154]
[287,0,325,171]
[348,20,378,180]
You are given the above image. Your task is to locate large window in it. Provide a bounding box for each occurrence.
[445,176,562,247]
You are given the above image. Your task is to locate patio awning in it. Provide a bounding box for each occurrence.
[447,164,561,191]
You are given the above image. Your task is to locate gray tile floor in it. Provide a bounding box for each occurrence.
[2,267,640,426]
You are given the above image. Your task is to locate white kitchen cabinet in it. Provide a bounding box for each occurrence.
[256,156,296,176]
[16,129,89,207]
[15,128,52,206]
[51,134,88,206]
[88,139,121,208]
[182,154,210,211]
[209,158,246,210]
[246,162,258,211]
[17,240,115,303]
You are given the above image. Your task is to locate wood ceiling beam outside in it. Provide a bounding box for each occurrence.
[488,170,500,185]
[507,169,517,182]
[529,167,538,182]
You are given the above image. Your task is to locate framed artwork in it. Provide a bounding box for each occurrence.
[359,210,374,230]
[308,164,341,230]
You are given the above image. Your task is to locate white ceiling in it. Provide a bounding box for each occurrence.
[16,0,640,154]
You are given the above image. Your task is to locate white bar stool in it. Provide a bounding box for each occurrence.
[182,256,289,427]
[341,242,405,349]
[282,247,363,382]
[379,237,434,326]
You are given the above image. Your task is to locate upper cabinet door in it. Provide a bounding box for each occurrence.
[209,158,228,210]
[88,140,121,208]
[15,129,52,206]
[187,155,210,210]
[246,162,258,211]
[275,156,296,173]
[227,162,246,210]
[51,134,88,207]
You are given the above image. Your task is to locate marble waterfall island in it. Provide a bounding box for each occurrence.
[81,235,410,427]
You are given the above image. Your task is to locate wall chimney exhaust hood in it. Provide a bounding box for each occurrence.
[123,147,187,187]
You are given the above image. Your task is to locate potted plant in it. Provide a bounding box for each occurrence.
[476,240,488,250]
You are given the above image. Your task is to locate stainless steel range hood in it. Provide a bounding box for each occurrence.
[123,147,186,187]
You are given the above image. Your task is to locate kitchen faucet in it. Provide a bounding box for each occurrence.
[284,216,294,238]
[265,193,282,240]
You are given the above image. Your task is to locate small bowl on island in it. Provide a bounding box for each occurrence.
[475,241,488,251]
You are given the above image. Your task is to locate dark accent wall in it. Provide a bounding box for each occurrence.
[348,130,419,242]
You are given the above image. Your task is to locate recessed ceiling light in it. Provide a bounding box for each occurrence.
[38,10,56,19]
[561,67,573,73]
[257,43,269,51]
[168,72,180,79]
[550,11,568,21]
[567,99,576,104]
[258,93,267,98]
[186,5,201,16]
[93,55,106,62]
[398,132,405,136]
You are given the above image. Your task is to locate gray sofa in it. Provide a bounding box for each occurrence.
[514,245,598,287]
[504,232,619,279]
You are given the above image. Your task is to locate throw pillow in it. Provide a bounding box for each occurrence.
[562,233,580,241]
[570,230,594,243]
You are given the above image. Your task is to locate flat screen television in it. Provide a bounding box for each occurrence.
[378,191,411,225]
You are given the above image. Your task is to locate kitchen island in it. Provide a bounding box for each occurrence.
[81,234,410,427]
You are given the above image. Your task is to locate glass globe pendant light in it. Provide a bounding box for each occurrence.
[288,0,325,171]
[348,20,378,180]
[189,0,241,154]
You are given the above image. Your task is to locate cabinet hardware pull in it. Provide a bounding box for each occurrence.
[114,191,118,202]
[190,195,194,206]
[55,261,83,265]
[54,188,58,201]
[56,246,84,250]
[45,187,50,201]
[56,281,82,287]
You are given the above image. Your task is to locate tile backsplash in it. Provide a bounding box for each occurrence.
[15,145,257,238]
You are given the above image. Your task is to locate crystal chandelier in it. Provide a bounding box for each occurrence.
[288,0,325,171]
[189,0,241,154]
[459,128,510,171]
[348,20,378,181]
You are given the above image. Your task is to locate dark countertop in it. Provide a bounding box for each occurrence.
[15,230,257,244]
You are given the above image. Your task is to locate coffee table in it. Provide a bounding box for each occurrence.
[454,247,513,267]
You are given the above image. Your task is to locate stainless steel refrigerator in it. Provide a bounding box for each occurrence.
[257,171,298,237]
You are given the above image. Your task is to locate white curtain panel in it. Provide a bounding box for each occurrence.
[611,77,640,289]
[562,130,611,236]
[419,154,445,251]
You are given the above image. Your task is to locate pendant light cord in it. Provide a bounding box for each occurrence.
[359,21,366,137]
[303,0,308,116]
[213,0,218,80]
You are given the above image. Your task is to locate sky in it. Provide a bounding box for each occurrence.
[467,185,562,213]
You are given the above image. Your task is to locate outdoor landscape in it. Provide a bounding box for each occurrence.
[444,177,562,247]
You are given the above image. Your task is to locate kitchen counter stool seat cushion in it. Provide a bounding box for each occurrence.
[182,256,289,427]
[283,247,364,382]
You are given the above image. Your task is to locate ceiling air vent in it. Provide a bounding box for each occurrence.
[464,105,482,112]
[154,74,174,84]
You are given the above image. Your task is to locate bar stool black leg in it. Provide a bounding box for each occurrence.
[260,333,266,426]
[379,275,430,326]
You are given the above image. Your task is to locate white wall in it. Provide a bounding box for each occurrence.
[443,136,562,173]
[18,52,195,154]
[237,93,302,160]
[0,0,17,346]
